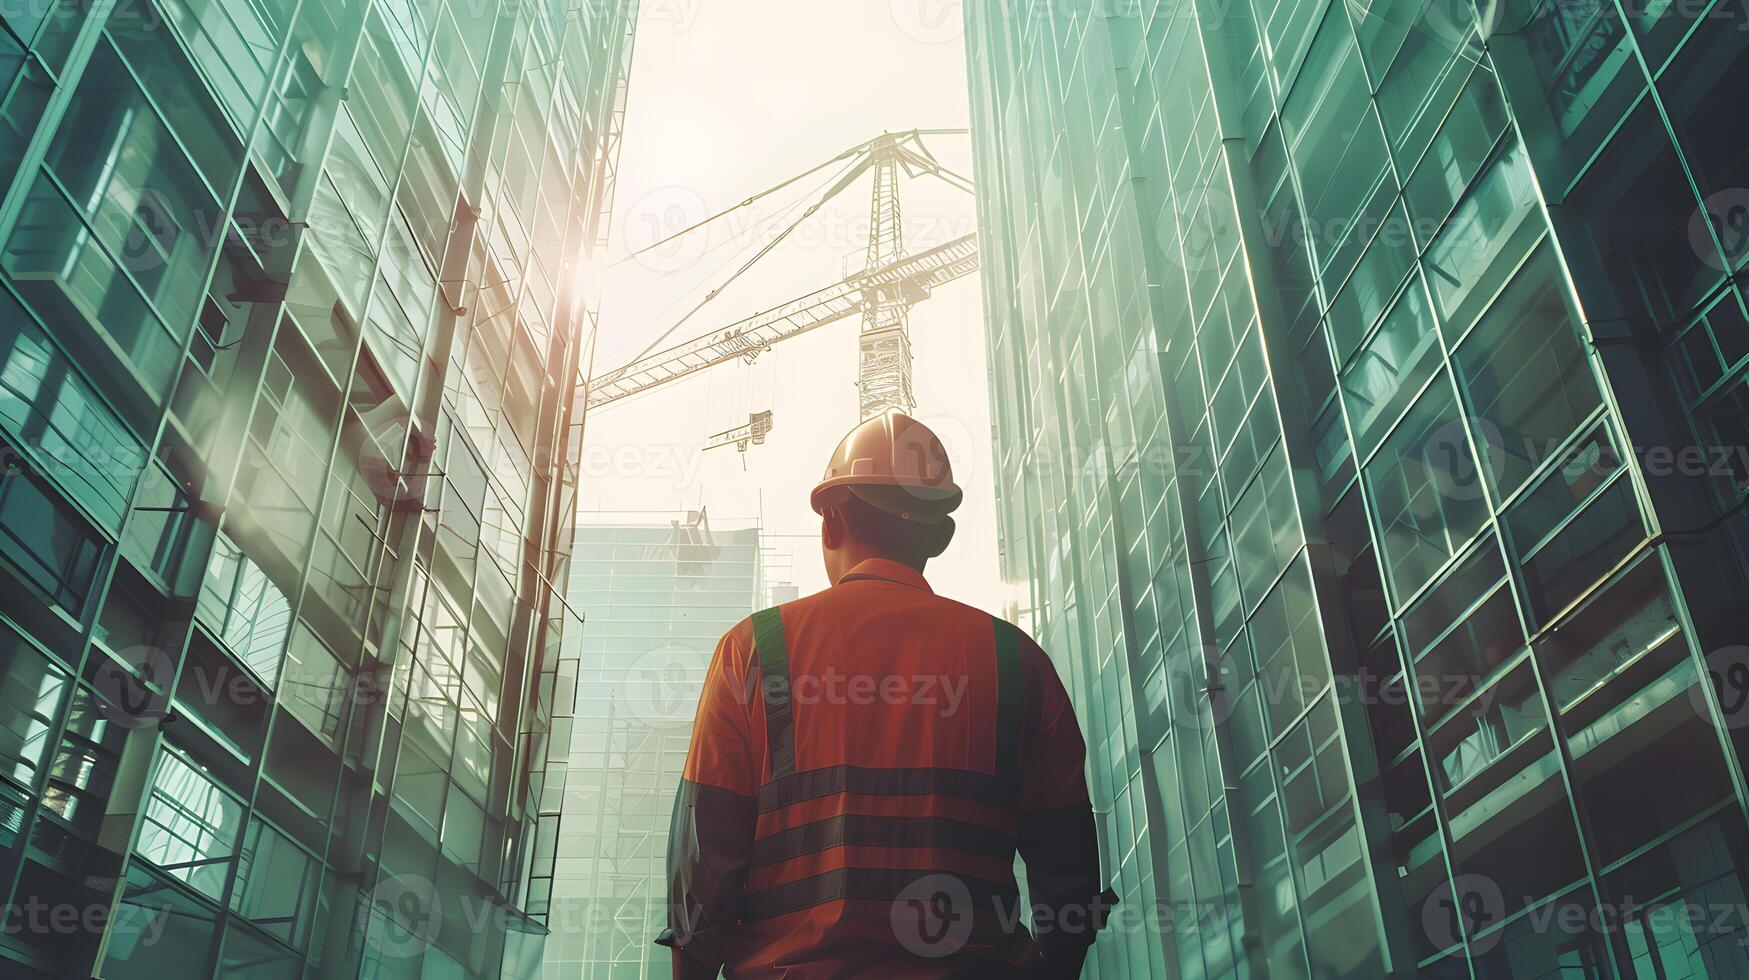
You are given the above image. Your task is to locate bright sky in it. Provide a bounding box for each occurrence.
[582,0,1008,614]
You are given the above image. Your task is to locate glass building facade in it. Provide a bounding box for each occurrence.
[0,0,635,976]
[966,1,1749,977]
[546,511,761,979]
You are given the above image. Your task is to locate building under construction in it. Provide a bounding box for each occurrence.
[545,511,763,978]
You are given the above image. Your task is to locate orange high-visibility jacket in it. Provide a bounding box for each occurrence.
[657,558,1112,978]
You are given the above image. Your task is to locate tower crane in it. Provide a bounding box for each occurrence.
[589,130,978,430]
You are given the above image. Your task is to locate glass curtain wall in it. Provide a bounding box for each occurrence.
[0,0,637,977]
[966,1,1749,977]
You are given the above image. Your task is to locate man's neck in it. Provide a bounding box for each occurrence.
[832,549,925,583]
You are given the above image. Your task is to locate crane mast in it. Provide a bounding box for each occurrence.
[858,141,914,418]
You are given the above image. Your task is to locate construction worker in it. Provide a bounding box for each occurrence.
[657,412,1115,978]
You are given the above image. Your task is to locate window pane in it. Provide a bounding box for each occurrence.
[197,533,293,682]
[106,5,245,186]
[43,40,221,330]
[1503,426,1623,558]
[1403,68,1510,236]
[0,623,68,793]
[1230,446,1300,610]
[216,925,301,979]
[1422,139,1541,335]
[1326,203,1415,363]
[136,750,243,901]
[1366,377,1492,603]
[231,820,317,949]
[1405,541,1525,723]
[0,464,104,612]
[1341,273,1439,458]
[102,864,219,979]
[0,292,148,529]
[1519,477,1642,624]
[157,0,294,129]
[1454,243,1602,499]
[278,622,350,748]
[1250,558,1328,737]
[1431,662,1544,785]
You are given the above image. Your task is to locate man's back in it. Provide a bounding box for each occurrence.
[660,558,1107,979]
[767,559,1017,789]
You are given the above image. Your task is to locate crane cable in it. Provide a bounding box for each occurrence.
[609,132,902,268]
[601,155,860,370]
[609,130,971,267]
[610,153,848,268]
[604,130,974,384]
[624,153,875,366]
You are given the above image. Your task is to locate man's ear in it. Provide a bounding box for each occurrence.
[821,509,845,550]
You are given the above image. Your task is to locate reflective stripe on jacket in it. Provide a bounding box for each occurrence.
[657,558,1109,978]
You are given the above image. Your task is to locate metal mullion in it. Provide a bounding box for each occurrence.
[1489,509,1628,972]
[459,9,591,649]
[1484,42,1739,971]
[201,48,263,145]
[1513,467,1634,570]
[205,0,385,887]
[1120,81,1271,980]
[1499,0,1749,888]
[0,27,229,939]
[1265,5,1494,969]
[0,0,124,234]
[346,3,530,913]
[275,0,444,730]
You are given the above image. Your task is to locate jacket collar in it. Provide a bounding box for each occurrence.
[837,557,933,593]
